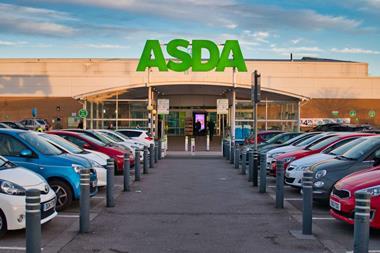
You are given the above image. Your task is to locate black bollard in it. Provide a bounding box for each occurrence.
[241,151,247,175]
[259,152,267,193]
[252,150,259,187]
[158,140,162,160]
[275,159,284,209]
[26,189,41,253]
[154,142,158,163]
[143,147,149,174]
[230,142,234,164]
[149,144,154,168]
[106,159,115,208]
[302,171,313,235]
[135,150,141,181]
[80,168,90,232]
[234,145,240,170]
[123,154,130,192]
[353,191,371,253]
[248,150,253,182]
[226,142,230,160]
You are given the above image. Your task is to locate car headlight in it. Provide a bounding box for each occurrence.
[360,186,380,197]
[0,180,26,195]
[314,181,324,188]
[283,157,296,163]
[315,170,327,179]
[72,164,84,174]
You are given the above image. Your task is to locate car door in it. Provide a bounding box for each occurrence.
[0,133,41,174]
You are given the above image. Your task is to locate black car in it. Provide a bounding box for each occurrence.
[0,121,28,130]
[310,136,380,201]
[310,123,372,132]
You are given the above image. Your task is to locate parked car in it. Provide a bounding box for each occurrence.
[48,130,134,174]
[266,132,331,171]
[0,122,28,130]
[64,129,126,150]
[258,132,320,155]
[310,123,372,132]
[116,129,154,147]
[271,133,371,176]
[96,129,146,149]
[285,136,370,188]
[329,164,380,228]
[39,133,108,187]
[244,130,284,145]
[0,123,11,129]
[0,155,57,237]
[0,129,98,211]
[20,118,49,131]
[309,136,380,202]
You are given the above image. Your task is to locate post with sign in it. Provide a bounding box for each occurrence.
[251,70,261,187]
[157,99,169,151]
[217,99,229,153]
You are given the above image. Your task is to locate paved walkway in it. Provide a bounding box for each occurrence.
[60,157,330,253]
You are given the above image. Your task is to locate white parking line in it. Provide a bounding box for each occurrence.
[347,251,380,253]
[92,196,105,199]
[57,214,80,218]
[0,247,26,251]
[312,217,335,220]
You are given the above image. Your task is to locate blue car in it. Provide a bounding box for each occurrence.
[0,129,97,211]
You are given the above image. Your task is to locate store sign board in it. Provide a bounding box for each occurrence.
[217,99,229,114]
[136,39,247,72]
[369,110,376,118]
[78,109,88,119]
[300,118,350,127]
[157,99,170,115]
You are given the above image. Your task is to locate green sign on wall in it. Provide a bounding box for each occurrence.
[349,110,356,117]
[78,109,88,119]
[369,110,376,118]
[136,39,247,72]
[331,110,339,116]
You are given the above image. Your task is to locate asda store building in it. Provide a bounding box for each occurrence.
[0,57,379,148]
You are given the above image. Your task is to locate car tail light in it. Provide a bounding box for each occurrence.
[145,137,153,141]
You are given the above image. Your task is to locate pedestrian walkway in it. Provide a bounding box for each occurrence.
[60,157,330,253]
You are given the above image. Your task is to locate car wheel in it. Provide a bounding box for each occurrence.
[49,180,73,211]
[0,210,7,238]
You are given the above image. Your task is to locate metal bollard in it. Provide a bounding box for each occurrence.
[26,189,41,253]
[149,144,154,168]
[226,142,230,160]
[123,154,130,192]
[276,160,284,208]
[353,191,371,253]
[135,150,141,181]
[154,142,158,163]
[158,140,162,160]
[241,151,247,175]
[106,159,115,208]
[79,168,90,233]
[302,171,313,235]
[248,150,253,182]
[259,152,267,193]
[222,140,225,157]
[143,147,149,174]
[234,145,240,170]
[230,143,235,164]
[252,150,259,187]
[275,160,284,209]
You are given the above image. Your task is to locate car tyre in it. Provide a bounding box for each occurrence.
[0,210,7,238]
[49,180,73,211]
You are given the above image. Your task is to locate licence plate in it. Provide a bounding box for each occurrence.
[43,198,56,211]
[330,199,341,211]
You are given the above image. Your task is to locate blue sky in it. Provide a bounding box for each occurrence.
[0,0,379,75]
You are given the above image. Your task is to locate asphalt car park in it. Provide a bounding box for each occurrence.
[0,176,125,252]
[266,177,380,252]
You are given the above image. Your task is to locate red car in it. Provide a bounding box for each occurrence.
[270,133,372,176]
[245,130,284,145]
[47,130,134,174]
[330,165,380,229]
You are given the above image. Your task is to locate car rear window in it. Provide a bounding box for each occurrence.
[119,130,142,138]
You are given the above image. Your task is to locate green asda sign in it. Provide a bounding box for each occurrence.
[136,39,247,72]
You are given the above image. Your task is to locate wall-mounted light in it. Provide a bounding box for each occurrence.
[147,105,153,111]
[152,109,157,115]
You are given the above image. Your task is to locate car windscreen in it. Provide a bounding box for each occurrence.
[37,119,46,125]
[119,130,142,138]
[328,138,367,156]
[19,132,62,155]
[43,134,83,154]
[79,133,106,146]
[305,136,340,151]
[100,131,124,142]
[295,134,326,147]
[341,137,380,160]
[264,134,286,144]
[285,134,310,145]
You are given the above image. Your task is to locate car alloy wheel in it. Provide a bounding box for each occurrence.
[49,180,73,211]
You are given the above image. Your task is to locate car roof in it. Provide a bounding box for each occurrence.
[117,129,147,133]
[0,128,27,134]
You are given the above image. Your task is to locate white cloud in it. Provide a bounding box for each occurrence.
[331,48,380,54]
[271,46,323,53]
[0,40,27,46]
[363,0,380,9]
[0,3,77,36]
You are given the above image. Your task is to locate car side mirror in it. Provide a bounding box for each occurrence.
[20,149,33,157]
